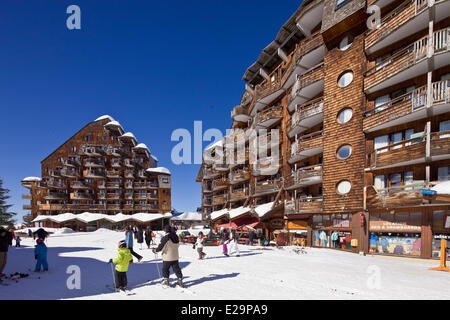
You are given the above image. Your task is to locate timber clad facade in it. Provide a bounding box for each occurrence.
[197,0,450,258]
[22,116,172,229]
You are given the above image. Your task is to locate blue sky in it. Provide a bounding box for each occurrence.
[0,0,301,222]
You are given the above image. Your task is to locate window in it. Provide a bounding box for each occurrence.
[405,129,414,146]
[335,0,351,10]
[375,95,390,112]
[338,72,353,88]
[390,132,402,150]
[337,145,352,159]
[71,146,77,153]
[375,55,390,71]
[102,136,107,141]
[84,135,91,141]
[404,171,414,188]
[374,135,389,153]
[390,173,402,189]
[438,166,450,181]
[339,35,353,51]
[374,175,387,190]
[337,180,351,195]
[337,108,353,124]
[439,120,450,138]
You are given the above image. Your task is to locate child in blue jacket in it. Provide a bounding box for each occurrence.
[34,239,48,272]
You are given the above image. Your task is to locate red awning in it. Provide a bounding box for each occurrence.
[216,222,238,230]
[241,222,259,231]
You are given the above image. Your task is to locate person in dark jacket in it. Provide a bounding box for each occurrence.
[33,228,49,241]
[136,227,144,250]
[28,229,33,237]
[248,230,255,246]
[221,228,229,257]
[144,226,153,249]
[125,226,142,262]
[153,225,184,288]
[0,228,10,277]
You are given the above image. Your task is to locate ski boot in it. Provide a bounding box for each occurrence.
[176,278,185,288]
[162,278,170,287]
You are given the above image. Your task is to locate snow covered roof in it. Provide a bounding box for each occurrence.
[32,212,173,224]
[431,181,450,195]
[254,202,275,218]
[105,120,123,128]
[146,167,171,175]
[22,177,42,182]
[150,154,158,162]
[95,115,115,122]
[204,139,223,152]
[229,207,252,220]
[134,143,149,150]
[210,209,229,221]
[120,132,136,140]
[171,212,202,221]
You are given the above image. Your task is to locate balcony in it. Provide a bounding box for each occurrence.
[203,197,213,206]
[284,165,323,190]
[203,167,220,179]
[97,181,106,189]
[124,193,133,200]
[124,170,135,178]
[49,170,61,178]
[230,168,251,184]
[363,80,450,132]
[203,183,213,193]
[134,204,159,211]
[81,147,103,157]
[70,192,94,200]
[124,159,134,168]
[23,204,32,210]
[288,197,324,214]
[39,181,66,189]
[287,63,324,112]
[231,105,251,123]
[105,205,122,211]
[83,170,105,178]
[65,159,80,167]
[430,130,450,160]
[123,204,134,211]
[70,181,90,189]
[98,193,107,200]
[288,131,323,164]
[368,135,426,169]
[147,181,159,188]
[253,71,284,114]
[43,192,67,200]
[287,97,324,138]
[252,156,281,176]
[213,163,230,172]
[212,194,228,205]
[106,182,121,189]
[365,183,426,209]
[212,178,229,191]
[38,204,64,211]
[252,178,282,197]
[365,29,450,94]
[282,31,325,90]
[147,192,158,200]
[106,193,121,200]
[230,188,249,202]
[133,182,147,189]
[254,106,283,128]
[111,160,122,168]
[364,0,450,54]
[229,151,250,169]
[106,170,121,178]
[60,168,79,178]
[22,194,32,200]
[134,193,148,200]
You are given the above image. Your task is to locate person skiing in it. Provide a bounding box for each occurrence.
[108,240,133,292]
[152,225,184,288]
[144,226,153,249]
[221,227,229,257]
[34,238,48,272]
[0,228,10,278]
[136,227,144,250]
[193,232,207,260]
[125,226,142,262]
[229,229,240,257]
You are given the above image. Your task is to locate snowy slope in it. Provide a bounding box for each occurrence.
[0,230,449,300]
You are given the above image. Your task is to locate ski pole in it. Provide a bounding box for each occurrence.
[110,262,118,292]
[154,253,161,279]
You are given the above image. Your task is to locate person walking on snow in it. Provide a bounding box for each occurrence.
[108,240,133,291]
[0,228,10,278]
[153,225,184,288]
[34,238,48,272]
[193,232,207,260]
[125,226,142,262]
[221,227,229,257]
[15,236,21,248]
[144,226,153,249]
[229,229,240,257]
[136,227,144,250]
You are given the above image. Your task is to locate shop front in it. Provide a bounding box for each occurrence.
[311,214,353,250]
[286,217,309,246]
[432,210,450,259]
[369,211,422,257]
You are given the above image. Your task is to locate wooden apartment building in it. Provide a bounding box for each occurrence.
[22,115,172,230]
[197,0,450,258]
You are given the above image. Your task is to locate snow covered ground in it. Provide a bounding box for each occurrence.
[1,229,449,300]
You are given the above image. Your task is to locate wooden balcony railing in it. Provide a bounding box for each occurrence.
[204,167,220,179]
[44,192,67,200]
[70,192,94,200]
[431,130,450,157]
[213,163,230,171]
[287,97,324,133]
[230,189,249,200]
[60,168,79,178]
[213,178,229,190]
[106,182,121,189]
[147,192,158,200]
[254,105,283,126]
[65,159,80,167]
[83,170,105,178]
[288,63,324,105]
[365,0,417,50]
[255,68,284,101]
[40,181,66,189]
[134,204,159,211]
[290,197,324,214]
[106,193,121,200]
[84,159,106,167]
[253,156,281,175]
[22,194,32,200]
[23,204,32,210]
[213,194,228,205]
[368,135,426,168]
[252,178,282,196]
[71,181,90,189]
[366,183,426,209]
[290,131,323,158]
[106,170,121,178]
[203,198,213,206]
[230,168,251,183]
[285,165,323,189]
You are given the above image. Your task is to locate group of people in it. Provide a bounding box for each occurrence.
[220,227,241,257]
[109,224,184,291]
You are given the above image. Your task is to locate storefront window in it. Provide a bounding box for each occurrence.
[313,230,330,248]
[432,235,450,258]
[369,232,421,256]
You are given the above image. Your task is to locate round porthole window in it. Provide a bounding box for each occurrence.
[339,35,353,51]
[338,71,353,88]
[337,180,352,195]
[337,108,353,124]
[337,145,352,159]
